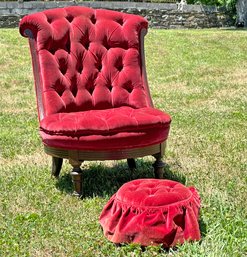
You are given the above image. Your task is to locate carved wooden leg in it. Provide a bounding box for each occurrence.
[69,160,83,197]
[51,157,63,178]
[153,153,165,179]
[127,158,136,171]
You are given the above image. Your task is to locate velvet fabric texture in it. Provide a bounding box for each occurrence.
[19,7,150,116]
[19,7,171,151]
[100,179,201,247]
[40,106,170,150]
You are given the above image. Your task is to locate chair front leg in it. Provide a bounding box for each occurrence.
[152,153,165,179]
[52,157,63,178]
[69,159,83,197]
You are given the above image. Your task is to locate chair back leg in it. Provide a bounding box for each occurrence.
[127,158,137,171]
[51,157,63,178]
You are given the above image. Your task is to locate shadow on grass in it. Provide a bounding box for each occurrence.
[199,218,207,239]
[56,159,186,197]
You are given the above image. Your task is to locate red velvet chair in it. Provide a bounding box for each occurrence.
[19,6,171,196]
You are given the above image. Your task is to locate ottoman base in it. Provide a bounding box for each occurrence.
[100,179,201,247]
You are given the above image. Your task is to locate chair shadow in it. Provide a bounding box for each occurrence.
[55,159,207,238]
[55,159,186,198]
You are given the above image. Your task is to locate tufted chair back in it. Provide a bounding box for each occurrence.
[19,7,152,120]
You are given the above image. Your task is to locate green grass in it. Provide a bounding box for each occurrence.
[0,28,246,256]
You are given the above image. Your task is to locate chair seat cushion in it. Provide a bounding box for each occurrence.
[40,106,171,137]
[39,106,171,151]
[99,179,201,247]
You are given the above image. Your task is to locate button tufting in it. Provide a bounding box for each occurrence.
[65,41,71,53]
[116,18,124,26]
[104,44,110,50]
[66,15,74,23]
[58,59,67,75]
[84,41,90,50]
[103,38,110,50]
[97,63,102,72]
[47,17,52,24]
[56,88,64,97]
[60,69,67,75]
[116,179,193,207]
[70,76,78,97]
[108,85,113,92]
[115,56,123,71]
[53,80,66,97]
[117,64,123,72]
[88,87,94,95]
[77,65,83,74]
[90,15,96,24]
[71,87,78,97]
[124,85,133,93]
[50,48,56,55]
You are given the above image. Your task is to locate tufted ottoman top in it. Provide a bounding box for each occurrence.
[100,179,201,247]
[117,179,193,207]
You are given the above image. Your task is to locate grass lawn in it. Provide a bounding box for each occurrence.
[0,28,246,256]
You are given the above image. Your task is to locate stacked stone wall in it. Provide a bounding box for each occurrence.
[0,1,234,28]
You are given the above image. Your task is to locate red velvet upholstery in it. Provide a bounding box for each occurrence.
[19,7,171,151]
[40,107,170,137]
[39,106,170,150]
[100,179,201,247]
[19,7,149,117]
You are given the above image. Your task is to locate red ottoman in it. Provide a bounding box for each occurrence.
[99,179,200,247]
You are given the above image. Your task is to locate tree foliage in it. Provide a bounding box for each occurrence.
[187,0,237,18]
[187,0,237,9]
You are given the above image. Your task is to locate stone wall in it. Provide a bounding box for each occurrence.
[0,1,233,28]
